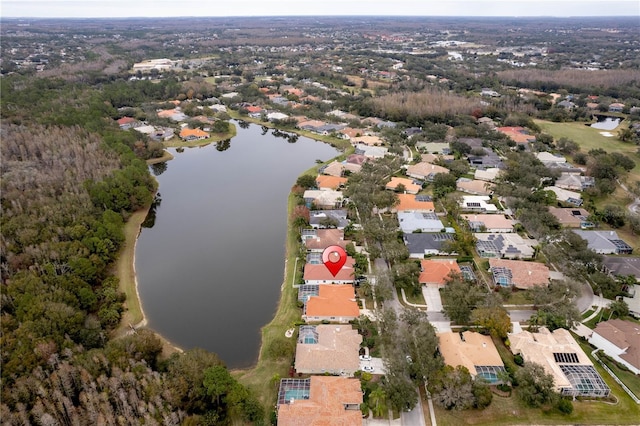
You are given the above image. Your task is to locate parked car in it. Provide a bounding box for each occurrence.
[359,354,372,361]
[363,365,374,372]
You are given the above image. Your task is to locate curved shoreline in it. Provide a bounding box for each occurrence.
[117,129,345,365]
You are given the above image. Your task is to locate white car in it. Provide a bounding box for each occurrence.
[359,354,372,361]
[363,365,375,373]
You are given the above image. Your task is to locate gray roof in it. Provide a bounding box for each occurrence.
[403,233,455,255]
[309,210,349,229]
[467,148,504,169]
[603,256,640,280]
[397,212,444,233]
[573,230,633,254]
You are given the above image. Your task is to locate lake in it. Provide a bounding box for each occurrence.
[135,122,338,368]
[591,116,621,131]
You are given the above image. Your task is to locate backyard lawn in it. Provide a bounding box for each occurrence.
[535,119,640,184]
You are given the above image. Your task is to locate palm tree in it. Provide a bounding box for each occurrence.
[368,387,387,418]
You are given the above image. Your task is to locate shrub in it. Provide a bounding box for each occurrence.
[514,354,524,366]
[556,397,573,415]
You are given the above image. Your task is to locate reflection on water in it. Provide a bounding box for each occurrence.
[591,116,621,131]
[135,122,338,368]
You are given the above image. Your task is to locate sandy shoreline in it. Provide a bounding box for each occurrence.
[114,153,183,355]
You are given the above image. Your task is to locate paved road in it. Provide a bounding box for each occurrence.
[401,390,426,426]
[507,310,536,322]
[373,258,404,315]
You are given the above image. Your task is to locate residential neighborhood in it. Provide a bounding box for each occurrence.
[2,13,639,426]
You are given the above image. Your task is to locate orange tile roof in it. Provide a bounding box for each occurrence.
[316,175,348,190]
[303,258,356,282]
[489,258,550,289]
[179,127,210,139]
[386,177,422,194]
[419,259,461,285]
[117,117,136,125]
[305,285,359,318]
[157,109,177,118]
[394,193,435,212]
[496,127,536,144]
[245,105,263,113]
[278,376,363,426]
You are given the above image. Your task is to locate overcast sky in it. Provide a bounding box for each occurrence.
[2,0,639,18]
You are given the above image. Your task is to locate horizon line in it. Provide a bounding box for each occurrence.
[2,14,638,19]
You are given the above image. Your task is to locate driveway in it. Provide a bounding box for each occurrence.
[423,284,443,312]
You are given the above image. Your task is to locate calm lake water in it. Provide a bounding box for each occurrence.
[135,122,338,368]
[591,116,621,130]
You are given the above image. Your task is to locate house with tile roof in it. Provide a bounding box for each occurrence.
[548,207,591,228]
[573,230,633,255]
[345,154,368,165]
[294,325,362,375]
[303,258,356,284]
[303,190,344,210]
[116,116,137,129]
[393,193,435,213]
[398,212,445,233]
[303,285,360,323]
[438,331,506,383]
[545,186,583,206]
[555,173,595,191]
[316,175,348,190]
[496,126,536,144]
[179,127,210,141]
[589,319,640,375]
[509,327,610,397]
[157,108,188,121]
[456,178,494,196]
[309,210,349,230]
[475,233,538,259]
[302,229,349,252]
[461,214,515,233]
[415,142,451,154]
[406,162,449,181]
[422,153,455,164]
[321,161,362,177]
[386,177,422,194]
[338,127,367,140]
[351,135,383,146]
[277,376,363,426]
[489,258,550,289]
[419,259,461,285]
[474,167,503,182]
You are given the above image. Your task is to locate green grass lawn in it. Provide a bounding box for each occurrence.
[598,353,640,399]
[502,289,533,306]
[400,288,427,306]
[535,119,640,184]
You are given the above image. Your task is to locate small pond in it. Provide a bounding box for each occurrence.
[591,116,621,131]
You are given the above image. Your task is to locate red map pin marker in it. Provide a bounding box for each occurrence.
[322,245,347,277]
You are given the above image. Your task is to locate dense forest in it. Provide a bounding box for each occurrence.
[0,75,263,424]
